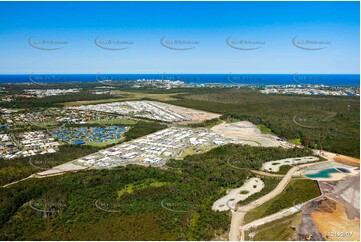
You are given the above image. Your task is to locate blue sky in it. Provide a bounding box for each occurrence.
[0,1,359,74]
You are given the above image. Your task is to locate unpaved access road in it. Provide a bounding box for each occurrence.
[229,161,331,241]
[229,166,299,241]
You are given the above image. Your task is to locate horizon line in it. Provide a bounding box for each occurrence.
[0,73,360,75]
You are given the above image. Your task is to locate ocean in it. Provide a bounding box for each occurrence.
[0,74,359,87]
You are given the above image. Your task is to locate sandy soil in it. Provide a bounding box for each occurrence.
[311,199,360,241]
[212,178,264,211]
[313,150,360,167]
[319,175,360,219]
[211,121,281,147]
[261,156,319,172]
[212,121,261,136]
[154,101,221,123]
[297,199,326,241]
[242,206,301,237]
[299,161,359,181]
[333,155,360,167]
[36,162,88,177]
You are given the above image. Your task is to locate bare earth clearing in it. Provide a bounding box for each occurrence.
[229,165,301,241]
[333,155,360,167]
[212,178,264,212]
[211,121,282,147]
[311,199,360,241]
[155,101,221,124]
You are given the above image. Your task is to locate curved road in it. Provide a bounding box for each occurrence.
[249,170,284,178]
[229,160,331,241]
[229,166,300,241]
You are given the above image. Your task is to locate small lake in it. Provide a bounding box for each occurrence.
[336,167,351,173]
[305,168,341,179]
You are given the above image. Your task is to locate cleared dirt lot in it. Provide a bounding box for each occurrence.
[212,178,264,212]
[311,198,360,241]
[297,200,325,241]
[319,175,360,218]
[62,91,185,107]
[212,121,261,136]
[36,163,88,177]
[155,101,221,124]
[333,155,360,167]
[211,121,281,147]
[261,156,319,172]
[303,175,361,241]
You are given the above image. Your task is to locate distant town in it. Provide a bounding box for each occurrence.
[0,79,359,99]
[260,85,360,96]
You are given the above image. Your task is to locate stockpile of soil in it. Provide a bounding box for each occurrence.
[311,198,360,241]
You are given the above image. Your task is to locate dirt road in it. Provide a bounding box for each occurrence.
[250,170,284,178]
[241,205,300,239]
[229,166,299,241]
[2,175,34,188]
[229,161,332,241]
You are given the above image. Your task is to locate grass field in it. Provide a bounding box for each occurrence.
[257,124,276,135]
[62,90,186,106]
[188,118,223,128]
[237,177,281,206]
[85,137,125,147]
[276,165,293,175]
[288,138,302,145]
[112,90,187,101]
[62,97,126,107]
[87,118,138,126]
[245,212,302,241]
[117,179,170,199]
[244,179,320,224]
[178,145,215,159]
[123,121,167,140]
